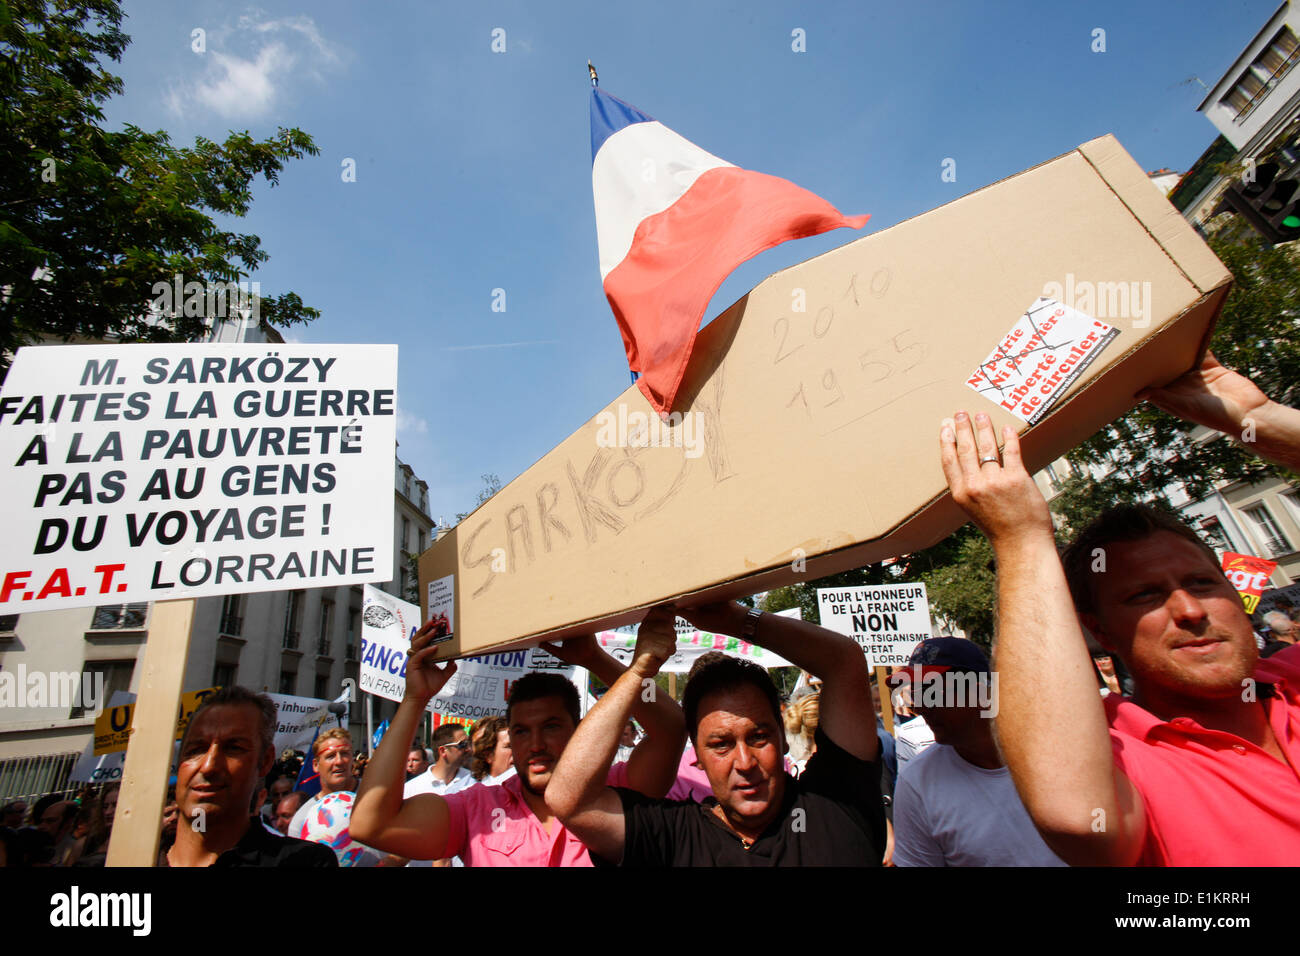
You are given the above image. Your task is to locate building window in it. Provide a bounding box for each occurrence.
[70,660,135,719]
[213,661,237,688]
[1244,503,1292,557]
[314,673,330,700]
[317,600,334,657]
[418,530,426,555]
[1282,490,1300,526]
[1221,26,1300,119]
[91,604,149,629]
[278,669,297,695]
[346,606,360,659]
[0,615,17,633]
[283,591,303,650]
[219,594,242,636]
[402,517,410,552]
[1044,462,1062,491]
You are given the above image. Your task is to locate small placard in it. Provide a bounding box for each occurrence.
[426,574,455,645]
[966,297,1119,424]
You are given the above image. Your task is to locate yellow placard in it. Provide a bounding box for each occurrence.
[93,686,220,755]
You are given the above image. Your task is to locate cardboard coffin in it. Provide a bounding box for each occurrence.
[420,135,1232,658]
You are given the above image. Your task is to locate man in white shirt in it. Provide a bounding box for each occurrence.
[405,723,475,798]
[401,722,476,867]
[891,639,1065,867]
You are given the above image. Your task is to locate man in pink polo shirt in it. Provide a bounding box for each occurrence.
[351,608,685,866]
[938,353,1300,865]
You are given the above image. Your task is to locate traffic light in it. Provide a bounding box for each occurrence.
[1212,161,1300,244]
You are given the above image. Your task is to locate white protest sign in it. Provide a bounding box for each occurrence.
[359,584,421,703]
[429,648,582,727]
[816,583,932,666]
[596,614,796,673]
[965,297,1119,424]
[267,688,351,755]
[356,583,582,724]
[0,343,396,612]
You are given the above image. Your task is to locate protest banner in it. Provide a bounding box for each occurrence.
[0,343,397,612]
[93,684,219,755]
[359,579,584,727]
[1220,552,1278,615]
[429,647,583,729]
[815,583,932,667]
[358,584,422,703]
[595,615,795,673]
[0,342,398,865]
[266,688,352,755]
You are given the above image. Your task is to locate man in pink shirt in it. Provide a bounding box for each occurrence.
[938,353,1300,865]
[351,610,685,866]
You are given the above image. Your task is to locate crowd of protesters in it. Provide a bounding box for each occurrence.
[2,352,1298,867]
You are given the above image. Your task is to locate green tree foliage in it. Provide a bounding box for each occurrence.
[1062,235,1300,498]
[917,529,996,651]
[1047,472,1150,541]
[0,0,321,374]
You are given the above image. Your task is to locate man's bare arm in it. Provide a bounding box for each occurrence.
[1140,352,1300,472]
[678,602,877,762]
[351,621,457,860]
[545,608,678,863]
[540,630,685,798]
[940,411,1145,865]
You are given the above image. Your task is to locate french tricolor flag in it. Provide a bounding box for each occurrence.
[590,87,869,416]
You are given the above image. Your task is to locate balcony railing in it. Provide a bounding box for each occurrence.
[90,604,148,630]
[219,613,243,636]
[282,629,300,651]
[1235,46,1300,123]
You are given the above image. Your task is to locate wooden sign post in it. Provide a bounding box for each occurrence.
[875,666,895,736]
[105,598,195,867]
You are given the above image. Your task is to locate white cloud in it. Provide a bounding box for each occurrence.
[167,14,343,120]
[397,408,429,439]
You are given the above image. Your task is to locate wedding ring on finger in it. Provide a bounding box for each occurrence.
[978,454,999,466]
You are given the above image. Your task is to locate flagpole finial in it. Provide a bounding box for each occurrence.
[588,61,598,87]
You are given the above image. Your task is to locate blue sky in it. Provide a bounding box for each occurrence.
[103,0,1276,526]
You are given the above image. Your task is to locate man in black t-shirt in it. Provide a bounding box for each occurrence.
[167,686,336,868]
[546,603,885,866]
